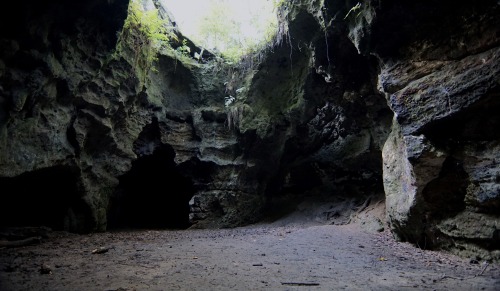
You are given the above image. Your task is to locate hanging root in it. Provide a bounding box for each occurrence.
[226,105,245,131]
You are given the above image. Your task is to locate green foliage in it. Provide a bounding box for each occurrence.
[193,0,279,63]
[128,2,171,44]
[272,0,287,9]
[197,1,242,62]
[116,0,177,82]
[176,39,191,57]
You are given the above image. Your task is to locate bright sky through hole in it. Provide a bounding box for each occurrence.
[162,0,277,54]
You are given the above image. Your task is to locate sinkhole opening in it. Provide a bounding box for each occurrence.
[0,166,92,232]
[107,144,195,230]
[161,0,280,61]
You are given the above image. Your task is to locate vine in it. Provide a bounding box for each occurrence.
[344,2,362,19]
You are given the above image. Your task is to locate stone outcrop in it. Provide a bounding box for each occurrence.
[0,0,132,232]
[346,0,500,259]
[228,0,393,222]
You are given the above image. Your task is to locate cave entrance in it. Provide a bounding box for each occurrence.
[108,144,194,230]
[159,0,279,61]
[0,166,90,232]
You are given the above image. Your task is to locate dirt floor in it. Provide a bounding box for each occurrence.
[1,202,499,290]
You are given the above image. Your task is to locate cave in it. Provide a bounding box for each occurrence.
[1,0,499,289]
[107,144,195,230]
[0,166,90,232]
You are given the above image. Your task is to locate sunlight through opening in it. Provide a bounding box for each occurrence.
[162,0,279,61]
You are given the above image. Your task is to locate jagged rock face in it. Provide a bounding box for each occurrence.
[0,0,391,231]
[0,0,132,232]
[0,0,267,231]
[347,0,500,259]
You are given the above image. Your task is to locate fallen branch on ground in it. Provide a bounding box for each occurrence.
[478,262,489,276]
[281,282,320,286]
[0,236,41,248]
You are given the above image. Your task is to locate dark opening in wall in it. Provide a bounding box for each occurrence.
[108,144,195,230]
[0,166,90,232]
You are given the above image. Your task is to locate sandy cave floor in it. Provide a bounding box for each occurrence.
[1,216,499,291]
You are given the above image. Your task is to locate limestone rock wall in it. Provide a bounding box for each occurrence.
[236,0,393,211]
[0,0,267,231]
[0,0,133,232]
[346,0,500,259]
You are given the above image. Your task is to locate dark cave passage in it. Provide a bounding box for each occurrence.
[107,144,195,230]
[0,166,91,232]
